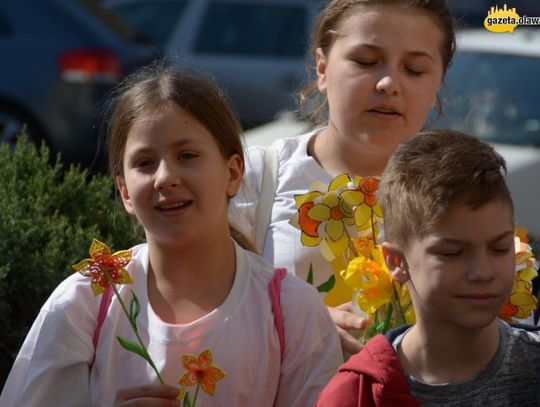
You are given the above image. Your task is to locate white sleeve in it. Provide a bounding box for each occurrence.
[0,291,95,406]
[274,277,343,407]
[229,146,265,243]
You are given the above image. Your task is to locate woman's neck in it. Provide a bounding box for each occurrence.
[398,319,501,384]
[145,236,237,324]
[309,126,390,177]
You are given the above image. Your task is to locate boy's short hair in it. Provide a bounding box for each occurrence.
[377,129,513,249]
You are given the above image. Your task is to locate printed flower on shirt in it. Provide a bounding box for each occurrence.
[178,349,226,406]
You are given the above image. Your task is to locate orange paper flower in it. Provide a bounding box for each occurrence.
[72,238,132,296]
[178,349,226,396]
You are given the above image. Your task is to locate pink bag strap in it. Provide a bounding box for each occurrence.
[93,284,113,350]
[269,268,287,361]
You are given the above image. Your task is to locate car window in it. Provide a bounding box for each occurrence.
[0,11,11,36]
[109,1,188,47]
[431,51,540,146]
[74,0,145,43]
[194,3,307,57]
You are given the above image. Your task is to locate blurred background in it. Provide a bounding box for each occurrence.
[1,0,539,231]
[1,0,539,389]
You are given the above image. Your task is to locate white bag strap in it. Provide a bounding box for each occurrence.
[254,146,278,254]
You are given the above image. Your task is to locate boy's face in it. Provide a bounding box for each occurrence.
[399,199,515,330]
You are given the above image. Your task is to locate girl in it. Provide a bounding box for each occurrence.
[230,0,457,354]
[0,68,342,406]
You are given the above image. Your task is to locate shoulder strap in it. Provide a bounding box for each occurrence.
[92,284,113,350]
[269,268,287,361]
[254,146,278,255]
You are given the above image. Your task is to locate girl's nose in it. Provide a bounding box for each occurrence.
[154,160,180,190]
[375,69,401,96]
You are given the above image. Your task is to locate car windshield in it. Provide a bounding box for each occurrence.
[430,50,540,147]
[108,1,188,47]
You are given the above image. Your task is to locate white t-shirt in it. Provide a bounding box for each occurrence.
[0,242,342,407]
[231,130,353,306]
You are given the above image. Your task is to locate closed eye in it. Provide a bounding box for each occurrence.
[491,245,513,255]
[355,59,377,67]
[405,66,425,76]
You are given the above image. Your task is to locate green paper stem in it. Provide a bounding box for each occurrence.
[104,270,165,384]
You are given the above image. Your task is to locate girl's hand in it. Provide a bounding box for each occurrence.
[328,302,366,355]
[115,384,181,407]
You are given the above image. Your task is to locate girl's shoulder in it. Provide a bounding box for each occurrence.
[242,247,324,311]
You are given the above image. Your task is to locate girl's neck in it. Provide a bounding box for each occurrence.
[145,236,237,324]
[398,319,501,384]
[309,126,389,177]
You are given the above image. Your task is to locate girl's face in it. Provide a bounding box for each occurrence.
[116,102,243,247]
[317,5,445,155]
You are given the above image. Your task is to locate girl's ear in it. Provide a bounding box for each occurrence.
[315,47,328,94]
[382,242,410,283]
[225,153,243,198]
[116,175,136,216]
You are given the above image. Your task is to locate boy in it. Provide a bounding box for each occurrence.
[316,129,540,406]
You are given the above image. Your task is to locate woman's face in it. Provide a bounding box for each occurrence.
[317,5,445,156]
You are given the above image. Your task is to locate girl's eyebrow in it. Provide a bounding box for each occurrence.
[351,43,437,62]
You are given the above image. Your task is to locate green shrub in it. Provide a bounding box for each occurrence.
[0,134,143,386]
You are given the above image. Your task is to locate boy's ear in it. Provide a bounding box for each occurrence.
[382,242,410,283]
[116,175,136,216]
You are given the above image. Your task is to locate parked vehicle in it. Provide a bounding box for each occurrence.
[104,0,320,127]
[0,0,158,169]
[429,28,540,241]
[244,28,540,242]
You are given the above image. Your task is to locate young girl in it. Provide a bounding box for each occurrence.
[230,0,457,354]
[0,68,342,406]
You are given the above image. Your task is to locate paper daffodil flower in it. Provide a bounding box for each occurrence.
[294,174,366,261]
[178,349,226,397]
[499,234,539,322]
[72,238,132,296]
[342,254,394,315]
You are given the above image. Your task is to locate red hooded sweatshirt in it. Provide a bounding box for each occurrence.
[315,329,419,407]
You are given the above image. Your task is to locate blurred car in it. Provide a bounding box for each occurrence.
[103,0,320,127]
[429,28,540,241]
[0,0,158,169]
[243,28,540,242]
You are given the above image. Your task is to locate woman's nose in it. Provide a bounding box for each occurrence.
[375,68,401,96]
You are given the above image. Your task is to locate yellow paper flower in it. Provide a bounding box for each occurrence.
[499,233,538,322]
[72,238,132,296]
[351,176,384,233]
[342,255,393,315]
[178,349,226,396]
[294,174,365,260]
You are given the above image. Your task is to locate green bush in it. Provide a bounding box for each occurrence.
[0,134,143,386]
